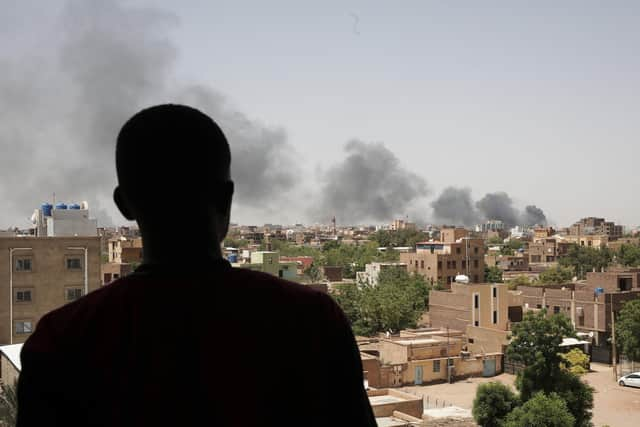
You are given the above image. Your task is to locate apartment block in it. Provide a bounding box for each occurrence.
[528,237,571,264]
[108,237,143,264]
[0,236,102,345]
[570,217,623,240]
[400,228,485,286]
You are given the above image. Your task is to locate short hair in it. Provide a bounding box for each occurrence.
[116,104,231,211]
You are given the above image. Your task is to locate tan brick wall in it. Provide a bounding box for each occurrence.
[0,237,102,345]
[0,354,19,386]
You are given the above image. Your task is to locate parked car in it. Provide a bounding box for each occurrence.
[618,372,640,388]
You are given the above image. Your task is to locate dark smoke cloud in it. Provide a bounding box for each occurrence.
[314,140,429,225]
[430,187,547,227]
[522,205,547,226]
[476,192,520,227]
[431,187,480,226]
[0,0,297,228]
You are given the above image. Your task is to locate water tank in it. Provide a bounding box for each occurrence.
[595,287,604,295]
[69,203,81,210]
[228,253,238,263]
[41,203,53,217]
[55,203,67,210]
[455,274,470,284]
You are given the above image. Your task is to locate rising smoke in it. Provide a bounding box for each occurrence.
[431,188,547,227]
[313,140,429,225]
[0,0,297,228]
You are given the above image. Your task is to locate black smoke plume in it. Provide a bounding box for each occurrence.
[314,140,429,225]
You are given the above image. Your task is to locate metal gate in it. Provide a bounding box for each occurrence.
[483,359,496,377]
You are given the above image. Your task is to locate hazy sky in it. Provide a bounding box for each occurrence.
[1,0,639,228]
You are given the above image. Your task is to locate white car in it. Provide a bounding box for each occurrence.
[618,372,640,388]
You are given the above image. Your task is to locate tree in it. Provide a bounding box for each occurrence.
[616,299,640,362]
[472,382,519,427]
[506,275,532,290]
[538,266,574,285]
[503,392,574,427]
[507,311,593,426]
[559,244,613,279]
[559,348,590,375]
[0,381,17,427]
[484,265,503,283]
[617,243,640,267]
[304,263,323,283]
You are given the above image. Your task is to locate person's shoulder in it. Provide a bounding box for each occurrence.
[22,276,137,353]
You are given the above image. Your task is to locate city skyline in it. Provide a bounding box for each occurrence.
[2,0,639,228]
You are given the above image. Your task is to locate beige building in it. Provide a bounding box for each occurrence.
[108,236,143,264]
[0,236,102,345]
[400,227,485,286]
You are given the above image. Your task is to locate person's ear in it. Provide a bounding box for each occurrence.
[113,186,135,221]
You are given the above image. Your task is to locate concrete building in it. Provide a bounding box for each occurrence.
[390,219,417,231]
[279,256,314,275]
[528,237,571,264]
[0,236,102,345]
[570,217,623,240]
[485,253,530,272]
[32,202,97,237]
[356,262,408,286]
[101,262,134,285]
[517,269,640,362]
[400,227,485,286]
[367,389,423,419]
[235,251,298,280]
[0,343,22,386]
[108,237,143,264]
[476,220,505,233]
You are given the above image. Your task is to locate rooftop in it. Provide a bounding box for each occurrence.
[0,343,23,371]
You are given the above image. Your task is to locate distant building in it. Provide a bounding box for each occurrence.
[356,262,407,286]
[32,202,97,237]
[279,256,314,275]
[570,217,623,240]
[101,262,134,285]
[400,227,485,286]
[528,237,571,264]
[322,266,343,282]
[236,251,297,280]
[0,236,102,345]
[390,219,417,231]
[476,220,504,233]
[108,237,143,264]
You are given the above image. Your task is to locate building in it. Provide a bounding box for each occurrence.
[367,389,423,419]
[356,262,407,286]
[108,237,143,264]
[279,256,314,275]
[429,281,524,355]
[32,202,97,237]
[485,253,530,272]
[0,343,22,386]
[0,236,102,344]
[390,219,417,231]
[101,262,134,285]
[235,251,298,280]
[528,237,571,264]
[476,220,505,233]
[400,227,485,286]
[570,217,623,240]
[517,269,640,362]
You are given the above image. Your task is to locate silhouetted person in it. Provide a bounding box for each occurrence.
[17,105,376,426]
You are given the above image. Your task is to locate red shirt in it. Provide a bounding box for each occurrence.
[17,260,376,426]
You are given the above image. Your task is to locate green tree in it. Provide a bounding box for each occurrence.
[503,392,574,427]
[0,381,17,427]
[472,382,519,427]
[371,229,428,248]
[538,266,574,285]
[617,244,640,267]
[616,299,640,362]
[559,348,590,375]
[484,265,503,283]
[223,237,249,248]
[332,283,361,329]
[487,236,504,245]
[304,263,323,283]
[506,275,532,290]
[559,244,613,279]
[508,311,593,426]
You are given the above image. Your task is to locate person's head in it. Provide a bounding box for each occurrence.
[114,104,234,243]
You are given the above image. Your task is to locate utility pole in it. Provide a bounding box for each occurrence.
[611,295,617,381]
[446,325,451,384]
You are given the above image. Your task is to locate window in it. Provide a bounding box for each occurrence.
[415,260,418,268]
[66,288,83,301]
[433,360,440,372]
[474,294,479,309]
[536,304,542,309]
[456,247,461,254]
[474,275,479,282]
[16,290,32,302]
[446,261,451,269]
[462,260,466,269]
[468,338,474,344]
[474,247,479,254]
[492,287,497,298]
[15,258,32,272]
[553,306,560,314]
[493,310,498,324]
[449,358,454,366]
[15,321,33,335]
[437,261,442,269]
[452,260,457,269]
[474,320,479,327]
[474,260,479,268]
[66,257,82,270]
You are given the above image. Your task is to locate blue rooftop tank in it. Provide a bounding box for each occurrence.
[228,253,238,263]
[41,203,53,217]
[55,203,67,210]
[595,287,604,295]
[69,203,81,210]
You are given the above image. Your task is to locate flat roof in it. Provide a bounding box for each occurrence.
[394,338,442,345]
[369,395,405,405]
[376,417,410,427]
[423,406,472,419]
